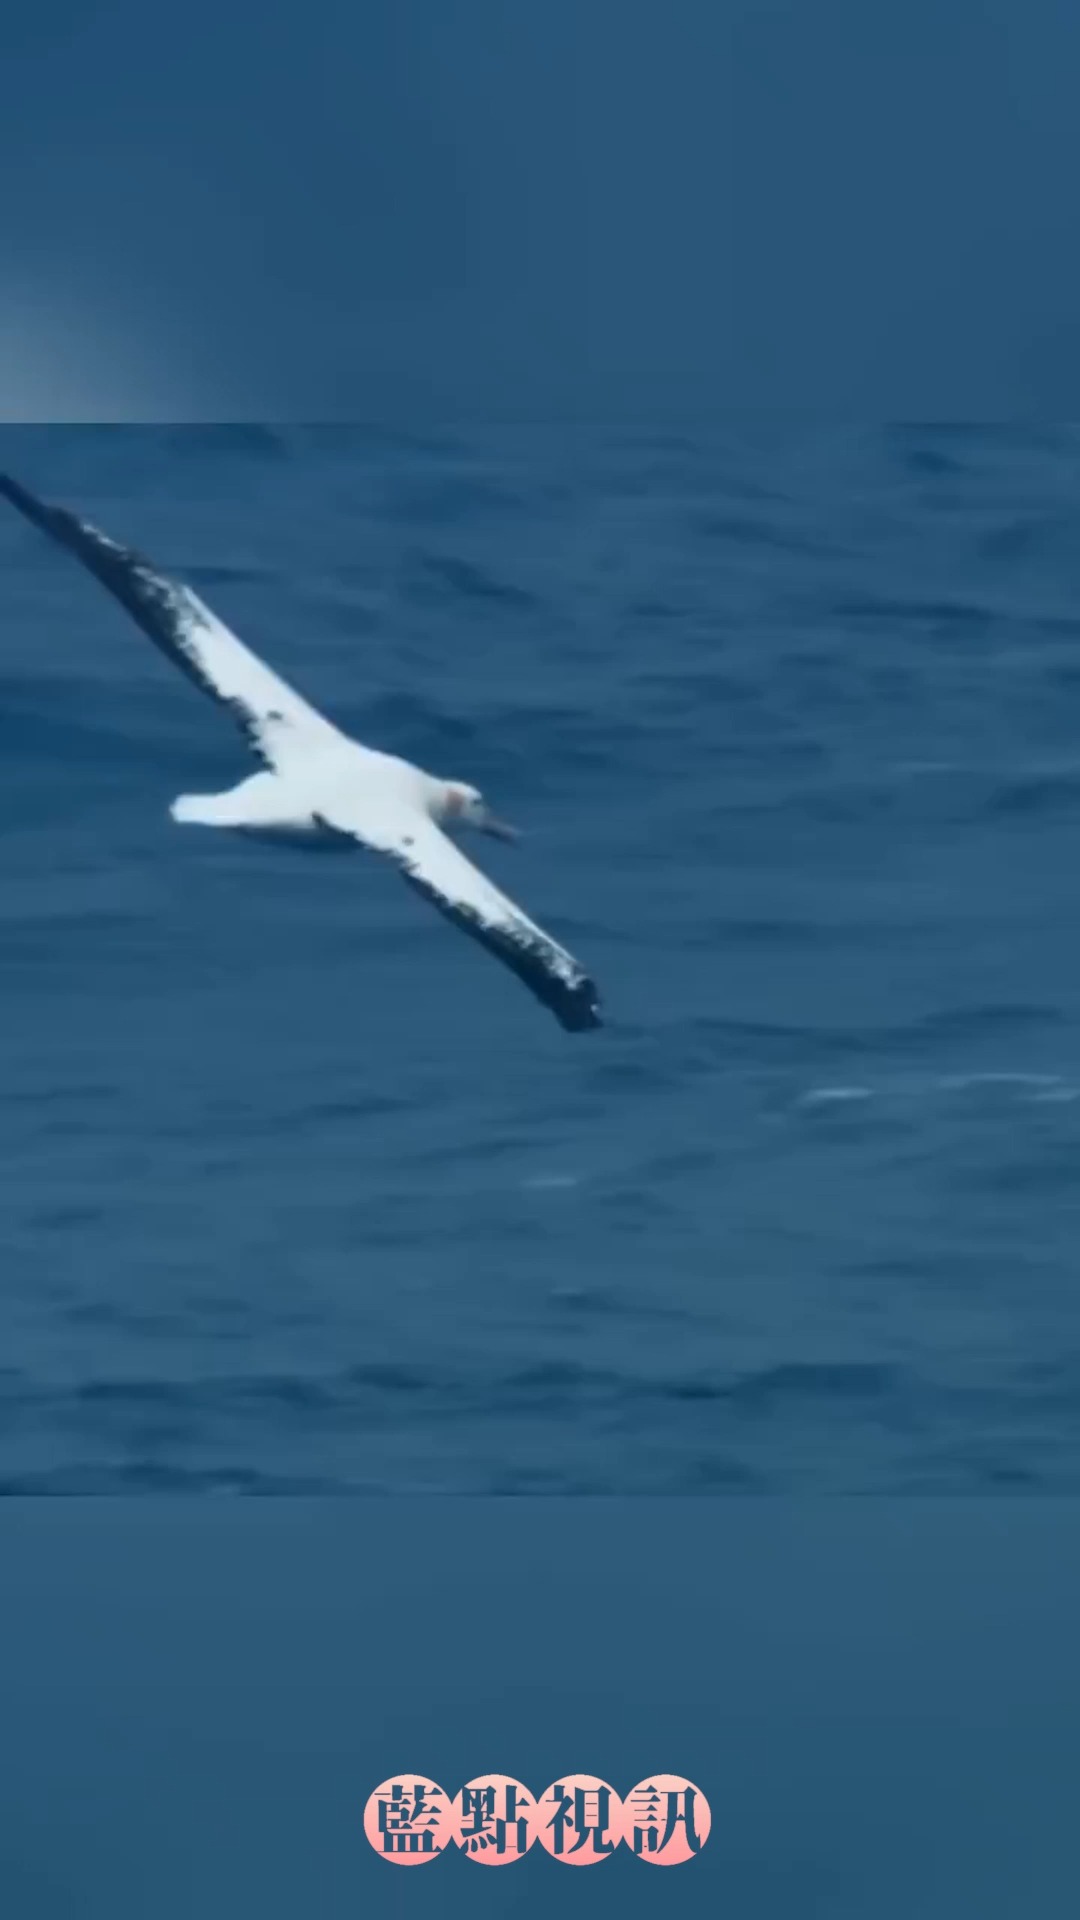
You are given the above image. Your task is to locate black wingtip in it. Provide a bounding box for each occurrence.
[0,471,41,515]
[399,865,603,1035]
[555,983,603,1033]
[0,472,66,544]
[515,959,602,1034]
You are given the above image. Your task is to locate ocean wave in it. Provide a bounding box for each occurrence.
[6,421,1080,1494]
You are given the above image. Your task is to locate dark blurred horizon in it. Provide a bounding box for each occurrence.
[3,0,1080,421]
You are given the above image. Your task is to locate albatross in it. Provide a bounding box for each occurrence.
[0,472,602,1032]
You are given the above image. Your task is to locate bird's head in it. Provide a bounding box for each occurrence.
[436,781,519,842]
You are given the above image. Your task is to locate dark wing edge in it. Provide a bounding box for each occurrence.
[0,471,271,763]
[394,856,603,1033]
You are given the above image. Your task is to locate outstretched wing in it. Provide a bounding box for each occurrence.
[320,800,602,1033]
[0,472,344,771]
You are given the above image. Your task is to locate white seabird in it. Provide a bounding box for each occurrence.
[0,472,602,1032]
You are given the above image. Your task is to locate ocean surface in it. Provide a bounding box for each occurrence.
[2,421,1080,1493]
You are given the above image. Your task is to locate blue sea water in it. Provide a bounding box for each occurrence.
[2,422,1080,1492]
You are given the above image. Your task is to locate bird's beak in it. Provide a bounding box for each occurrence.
[478,808,519,843]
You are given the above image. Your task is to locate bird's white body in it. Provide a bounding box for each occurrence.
[0,470,602,1031]
[171,747,424,839]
